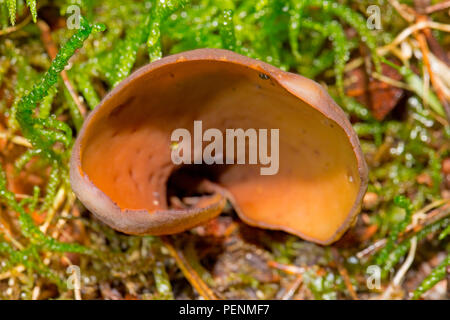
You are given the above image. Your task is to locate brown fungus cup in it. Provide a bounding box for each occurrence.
[70,48,368,245]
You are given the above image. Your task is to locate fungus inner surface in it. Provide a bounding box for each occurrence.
[80,60,361,242]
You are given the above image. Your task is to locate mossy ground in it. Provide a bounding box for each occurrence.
[0,0,449,300]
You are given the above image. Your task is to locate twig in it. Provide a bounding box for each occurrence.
[31,285,40,300]
[380,237,417,299]
[280,275,303,300]
[0,132,32,148]
[267,261,307,275]
[50,193,75,240]
[39,187,66,233]
[37,20,87,117]
[357,202,450,259]
[356,239,387,260]
[386,1,450,68]
[0,15,32,36]
[332,248,359,300]
[379,20,450,55]
[371,72,413,90]
[0,265,25,280]
[0,209,24,250]
[161,236,219,300]
[425,1,450,14]
[415,30,450,120]
[388,0,416,22]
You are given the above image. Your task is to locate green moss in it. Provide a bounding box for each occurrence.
[413,253,449,299]
[0,0,448,299]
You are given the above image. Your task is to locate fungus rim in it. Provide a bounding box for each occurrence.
[70,48,368,244]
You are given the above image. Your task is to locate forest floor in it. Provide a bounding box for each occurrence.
[0,0,449,300]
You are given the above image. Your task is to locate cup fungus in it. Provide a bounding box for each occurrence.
[70,48,368,245]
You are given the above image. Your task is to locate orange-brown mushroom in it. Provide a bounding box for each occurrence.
[70,48,368,245]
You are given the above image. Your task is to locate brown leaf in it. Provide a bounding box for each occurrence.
[345,61,404,120]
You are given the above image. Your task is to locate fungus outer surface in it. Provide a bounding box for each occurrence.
[70,48,368,245]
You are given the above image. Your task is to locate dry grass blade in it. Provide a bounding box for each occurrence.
[414,16,450,120]
[280,275,303,300]
[0,14,32,36]
[161,236,220,300]
[331,248,359,300]
[425,1,450,14]
[357,202,450,259]
[37,20,87,117]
